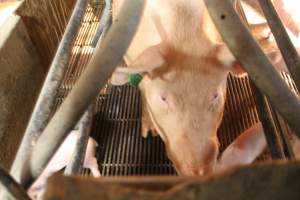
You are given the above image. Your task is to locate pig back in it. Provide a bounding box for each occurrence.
[112,0,162,64]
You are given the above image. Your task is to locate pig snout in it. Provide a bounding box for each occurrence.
[167,137,219,176]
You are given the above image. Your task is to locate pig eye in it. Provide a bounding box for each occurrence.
[212,93,220,106]
[158,94,169,108]
[213,93,218,100]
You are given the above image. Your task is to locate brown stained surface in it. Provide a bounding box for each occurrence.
[0,0,77,170]
[0,16,45,170]
[44,161,300,200]
[16,0,75,68]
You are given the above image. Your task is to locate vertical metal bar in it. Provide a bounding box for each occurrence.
[236,0,292,159]
[237,0,295,160]
[0,166,30,200]
[10,0,89,184]
[204,0,300,139]
[64,105,94,175]
[20,0,145,189]
[251,83,285,159]
[91,0,112,47]
[270,107,295,159]
[258,0,300,91]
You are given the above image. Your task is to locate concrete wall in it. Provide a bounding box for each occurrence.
[0,15,45,169]
[0,0,75,170]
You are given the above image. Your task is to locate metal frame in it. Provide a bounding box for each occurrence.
[18,0,145,190]
[204,0,300,139]
[236,0,294,160]
[258,0,300,91]
[5,0,300,198]
[64,105,94,175]
[91,0,112,47]
[10,0,89,185]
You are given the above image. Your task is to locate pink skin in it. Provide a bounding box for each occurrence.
[216,122,300,173]
[27,131,100,199]
[216,123,267,173]
[112,0,300,175]
[112,0,233,176]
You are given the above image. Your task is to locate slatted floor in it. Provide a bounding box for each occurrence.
[52,1,298,176]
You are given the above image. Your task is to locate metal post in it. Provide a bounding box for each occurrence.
[0,166,30,200]
[204,0,300,139]
[20,0,145,189]
[270,106,295,159]
[251,83,285,159]
[236,0,294,160]
[91,0,112,47]
[258,0,300,91]
[64,105,94,175]
[10,0,88,184]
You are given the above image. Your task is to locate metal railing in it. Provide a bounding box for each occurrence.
[2,0,300,198]
[204,0,300,139]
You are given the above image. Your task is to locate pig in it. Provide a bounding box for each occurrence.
[111,0,241,175]
[27,130,100,199]
[111,0,300,176]
[216,122,300,173]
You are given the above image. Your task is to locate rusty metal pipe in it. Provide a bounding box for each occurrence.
[20,0,145,189]
[204,0,300,138]
[258,0,300,91]
[10,0,88,184]
[0,166,30,200]
[64,105,94,175]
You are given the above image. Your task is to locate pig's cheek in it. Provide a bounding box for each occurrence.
[209,93,222,113]
[150,93,170,114]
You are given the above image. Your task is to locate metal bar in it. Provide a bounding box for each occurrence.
[91,0,112,47]
[20,0,145,189]
[270,107,295,159]
[204,0,300,139]
[258,0,300,91]
[0,166,30,200]
[251,83,285,159]
[10,0,88,184]
[236,0,291,159]
[64,105,94,175]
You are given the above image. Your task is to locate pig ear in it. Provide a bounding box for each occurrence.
[110,45,166,85]
[216,123,266,173]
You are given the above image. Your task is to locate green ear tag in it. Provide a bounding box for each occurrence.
[129,73,143,87]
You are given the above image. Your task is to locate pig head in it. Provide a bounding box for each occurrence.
[111,0,238,175]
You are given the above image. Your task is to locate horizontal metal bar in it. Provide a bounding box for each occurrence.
[258,0,300,91]
[20,0,145,189]
[64,105,94,175]
[0,166,30,200]
[204,0,300,139]
[10,0,88,185]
